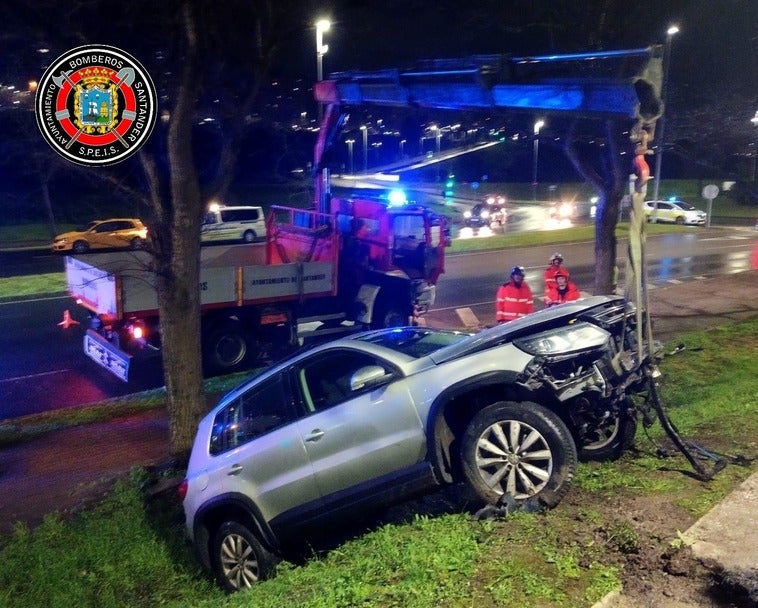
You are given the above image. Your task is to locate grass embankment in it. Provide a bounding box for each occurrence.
[0,319,756,608]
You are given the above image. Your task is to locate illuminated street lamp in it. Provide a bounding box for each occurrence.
[400,138,406,158]
[315,19,331,121]
[360,125,368,172]
[532,119,545,201]
[431,124,441,154]
[651,24,680,203]
[346,139,355,174]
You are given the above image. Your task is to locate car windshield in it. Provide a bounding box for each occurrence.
[673,201,697,210]
[356,327,470,358]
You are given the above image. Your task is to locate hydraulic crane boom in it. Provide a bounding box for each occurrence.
[313,47,663,211]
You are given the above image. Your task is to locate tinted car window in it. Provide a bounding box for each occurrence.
[299,350,393,411]
[210,374,294,455]
[221,208,260,222]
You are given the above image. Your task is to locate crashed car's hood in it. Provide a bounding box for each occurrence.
[429,295,626,365]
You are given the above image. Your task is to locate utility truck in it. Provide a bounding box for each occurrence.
[66,195,448,381]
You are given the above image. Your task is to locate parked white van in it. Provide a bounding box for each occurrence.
[201,205,266,244]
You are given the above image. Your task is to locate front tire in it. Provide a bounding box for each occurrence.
[73,240,89,254]
[242,230,257,243]
[371,300,409,329]
[461,401,577,510]
[576,407,637,462]
[130,237,145,250]
[212,521,276,592]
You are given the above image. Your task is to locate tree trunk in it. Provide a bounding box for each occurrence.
[564,119,634,295]
[154,3,206,462]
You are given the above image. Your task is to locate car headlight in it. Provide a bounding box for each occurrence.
[463,211,472,219]
[514,322,610,356]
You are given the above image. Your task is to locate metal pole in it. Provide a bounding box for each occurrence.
[361,126,368,172]
[652,27,679,202]
[532,120,544,202]
[532,137,539,202]
[346,139,354,174]
[315,20,330,123]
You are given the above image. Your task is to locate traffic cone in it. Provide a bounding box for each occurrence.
[58,309,80,328]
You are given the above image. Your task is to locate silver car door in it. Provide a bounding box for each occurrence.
[294,350,426,499]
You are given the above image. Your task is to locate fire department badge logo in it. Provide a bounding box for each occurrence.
[35,45,157,166]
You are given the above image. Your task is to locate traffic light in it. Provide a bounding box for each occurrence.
[444,173,455,198]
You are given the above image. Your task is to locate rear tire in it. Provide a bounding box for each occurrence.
[461,401,577,510]
[212,521,277,592]
[204,321,253,374]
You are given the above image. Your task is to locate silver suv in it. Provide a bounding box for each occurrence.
[180,295,647,591]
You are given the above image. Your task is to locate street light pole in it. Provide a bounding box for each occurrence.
[532,119,545,202]
[750,111,758,181]
[346,139,354,174]
[315,19,331,122]
[651,25,679,203]
[361,125,368,172]
[399,139,406,158]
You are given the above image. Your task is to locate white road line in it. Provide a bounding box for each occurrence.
[0,369,70,383]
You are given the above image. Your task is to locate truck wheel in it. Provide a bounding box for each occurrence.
[242,230,257,243]
[204,321,252,374]
[371,299,409,329]
[73,240,90,254]
[461,401,577,510]
[212,521,277,592]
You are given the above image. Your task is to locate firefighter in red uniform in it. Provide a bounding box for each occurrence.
[543,252,570,293]
[496,266,534,323]
[544,271,581,307]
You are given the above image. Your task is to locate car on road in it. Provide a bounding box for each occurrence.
[464,201,506,229]
[201,205,266,244]
[643,199,707,226]
[52,218,148,253]
[180,295,647,591]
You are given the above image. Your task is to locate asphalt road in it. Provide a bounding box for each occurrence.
[1,227,756,420]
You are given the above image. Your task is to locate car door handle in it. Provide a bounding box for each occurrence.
[227,464,243,476]
[305,429,325,442]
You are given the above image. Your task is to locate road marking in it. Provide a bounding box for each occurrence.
[0,369,70,383]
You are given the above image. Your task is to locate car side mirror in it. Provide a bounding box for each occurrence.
[349,365,393,391]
